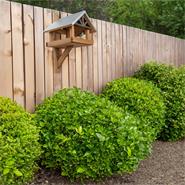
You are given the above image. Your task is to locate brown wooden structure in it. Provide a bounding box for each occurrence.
[1,1,185,112]
[44,10,96,68]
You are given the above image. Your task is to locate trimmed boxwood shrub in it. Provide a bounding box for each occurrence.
[102,77,166,141]
[134,62,174,85]
[134,62,185,141]
[35,88,151,181]
[0,97,41,185]
[0,96,26,115]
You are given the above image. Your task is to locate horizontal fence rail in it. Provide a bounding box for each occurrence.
[0,0,185,112]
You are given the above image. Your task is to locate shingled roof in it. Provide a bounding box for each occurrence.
[44,10,96,32]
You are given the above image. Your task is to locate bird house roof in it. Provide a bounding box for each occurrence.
[44,10,96,32]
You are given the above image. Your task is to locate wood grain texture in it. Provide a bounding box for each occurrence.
[53,10,62,91]
[76,47,82,88]
[44,8,54,98]
[97,20,103,93]
[0,0,13,99]
[34,6,45,104]
[68,47,76,88]
[0,2,185,111]
[87,37,93,90]
[23,4,35,112]
[101,21,107,88]
[82,45,88,90]
[61,12,69,88]
[106,22,112,82]
[92,19,98,93]
[122,25,127,77]
[57,46,73,69]
[111,23,116,80]
[11,2,25,106]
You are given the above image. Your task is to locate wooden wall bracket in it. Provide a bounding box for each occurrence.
[57,46,73,69]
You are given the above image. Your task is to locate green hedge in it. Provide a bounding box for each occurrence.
[134,62,174,85]
[0,96,26,115]
[35,88,151,181]
[102,77,166,141]
[0,97,41,185]
[134,62,185,141]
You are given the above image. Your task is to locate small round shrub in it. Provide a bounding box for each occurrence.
[134,62,174,85]
[102,77,166,141]
[0,96,26,115]
[134,62,185,141]
[0,97,41,185]
[35,88,151,181]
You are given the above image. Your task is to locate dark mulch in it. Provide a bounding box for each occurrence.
[29,139,185,185]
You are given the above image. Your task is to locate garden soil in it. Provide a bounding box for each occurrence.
[29,139,185,185]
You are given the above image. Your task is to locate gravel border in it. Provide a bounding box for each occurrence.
[29,139,185,185]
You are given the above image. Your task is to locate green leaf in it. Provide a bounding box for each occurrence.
[61,171,68,176]
[77,167,85,173]
[3,168,10,175]
[127,147,132,157]
[75,126,83,135]
[13,169,23,177]
[96,133,106,142]
[6,160,15,166]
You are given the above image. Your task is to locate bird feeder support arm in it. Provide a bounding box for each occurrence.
[57,46,73,69]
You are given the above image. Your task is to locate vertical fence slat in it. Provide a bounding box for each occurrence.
[167,36,172,64]
[87,38,93,91]
[88,46,93,91]
[23,4,35,112]
[11,2,25,107]
[122,25,127,76]
[102,21,107,88]
[132,28,140,74]
[119,25,123,77]
[159,33,164,63]
[111,23,116,79]
[76,47,82,88]
[152,32,157,61]
[53,10,61,91]
[115,24,119,78]
[0,0,13,99]
[97,20,103,93]
[170,37,175,65]
[123,25,129,76]
[125,26,131,76]
[162,35,168,64]
[69,48,76,87]
[106,22,111,82]
[44,8,53,97]
[115,24,121,78]
[92,19,98,93]
[156,32,160,62]
[34,6,45,105]
[146,31,153,61]
[61,12,69,88]
[183,41,185,67]
[180,40,184,66]
[177,39,181,67]
[82,46,88,90]
[139,29,144,68]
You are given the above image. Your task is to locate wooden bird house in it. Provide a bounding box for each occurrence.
[44,10,96,68]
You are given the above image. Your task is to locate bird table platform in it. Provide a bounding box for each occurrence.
[44,10,96,68]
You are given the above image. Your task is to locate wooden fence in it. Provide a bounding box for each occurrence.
[0,0,185,112]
